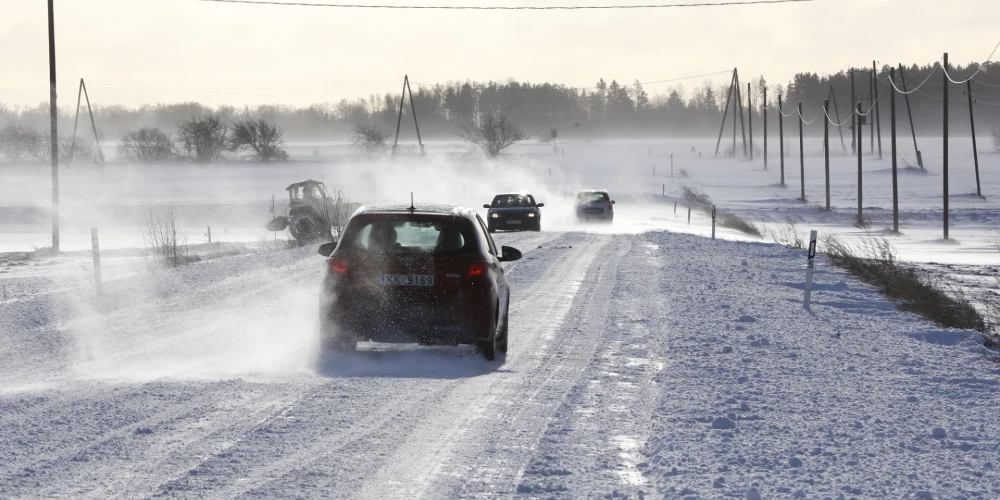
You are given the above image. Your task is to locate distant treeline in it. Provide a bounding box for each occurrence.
[2,60,999,145]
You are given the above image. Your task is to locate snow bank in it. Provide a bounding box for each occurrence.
[638,232,1000,498]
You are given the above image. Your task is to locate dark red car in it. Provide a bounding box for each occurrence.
[317,204,522,360]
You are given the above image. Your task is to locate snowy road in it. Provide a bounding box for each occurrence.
[0,231,662,498]
[3,229,999,499]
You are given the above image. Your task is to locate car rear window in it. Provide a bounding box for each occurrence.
[577,192,609,203]
[492,194,536,207]
[346,217,476,254]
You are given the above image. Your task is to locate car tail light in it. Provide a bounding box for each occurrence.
[329,259,348,274]
[467,262,488,278]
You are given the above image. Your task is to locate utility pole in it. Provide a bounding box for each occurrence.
[778,94,785,186]
[869,69,875,154]
[898,64,922,169]
[824,99,830,210]
[829,86,847,151]
[873,61,883,160]
[850,69,856,154]
[967,80,982,197]
[798,102,805,201]
[748,82,753,161]
[942,53,949,240]
[714,69,737,157]
[48,0,60,254]
[736,73,747,158]
[763,86,768,170]
[856,102,863,225]
[890,67,899,233]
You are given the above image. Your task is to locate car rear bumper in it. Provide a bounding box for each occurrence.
[321,294,493,344]
[576,210,613,220]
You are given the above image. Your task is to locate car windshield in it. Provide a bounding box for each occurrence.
[492,195,536,208]
[348,218,474,254]
[577,192,609,203]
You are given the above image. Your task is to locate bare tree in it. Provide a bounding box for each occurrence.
[0,124,46,162]
[118,127,175,163]
[349,125,389,156]
[228,119,288,162]
[464,114,527,157]
[177,116,227,163]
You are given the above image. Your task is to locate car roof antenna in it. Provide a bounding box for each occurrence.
[408,192,415,212]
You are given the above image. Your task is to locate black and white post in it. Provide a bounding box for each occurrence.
[711,205,717,240]
[804,230,818,307]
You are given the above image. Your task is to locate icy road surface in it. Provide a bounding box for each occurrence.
[2,230,999,498]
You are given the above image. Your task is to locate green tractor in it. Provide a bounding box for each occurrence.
[266,180,340,244]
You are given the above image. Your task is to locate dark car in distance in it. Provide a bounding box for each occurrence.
[317,204,522,361]
[575,189,615,223]
[484,193,544,232]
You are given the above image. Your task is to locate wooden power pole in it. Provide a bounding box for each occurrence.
[48,0,60,254]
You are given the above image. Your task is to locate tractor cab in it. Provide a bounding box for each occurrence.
[287,180,331,211]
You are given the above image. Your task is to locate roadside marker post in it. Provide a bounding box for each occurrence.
[674,201,677,215]
[687,207,691,225]
[711,205,717,240]
[207,226,212,244]
[804,230,818,307]
[91,228,102,296]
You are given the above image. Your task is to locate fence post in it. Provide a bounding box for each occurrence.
[804,230,817,307]
[824,99,830,210]
[711,205,717,240]
[91,228,102,296]
[662,184,665,196]
[763,86,768,170]
[670,154,674,177]
[967,80,982,197]
[674,201,677,215]
[890,68,900,233]
[207,226,212,244]
[798,102,805,201]
[687,207,691,225]
[857,102,864,225]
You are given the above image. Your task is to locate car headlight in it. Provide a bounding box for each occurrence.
[527,213,536,218]
[491,213,499,218]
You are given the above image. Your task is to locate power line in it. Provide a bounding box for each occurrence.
[942,40,1000,84]
[198,0,815,10]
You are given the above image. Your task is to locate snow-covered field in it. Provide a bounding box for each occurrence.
[1,139,999,498]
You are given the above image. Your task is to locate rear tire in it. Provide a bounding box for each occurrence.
[498,308,509,354]
[477,311,503,361]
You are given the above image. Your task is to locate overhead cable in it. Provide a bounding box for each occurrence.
[198,0,815,9]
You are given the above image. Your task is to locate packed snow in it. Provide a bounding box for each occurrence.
[1,139,998,498]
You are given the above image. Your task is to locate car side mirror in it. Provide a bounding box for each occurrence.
[611,200,616,205]
[318,241,337,257]
[499,246,522,262]
[483,204,491,209]
[536,203,545,208]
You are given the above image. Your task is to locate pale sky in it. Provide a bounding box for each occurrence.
[1,0,997,108]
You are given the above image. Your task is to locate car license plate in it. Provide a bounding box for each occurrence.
[506,220,522,224]
[379,274,434,286]
[585,208,603,214]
